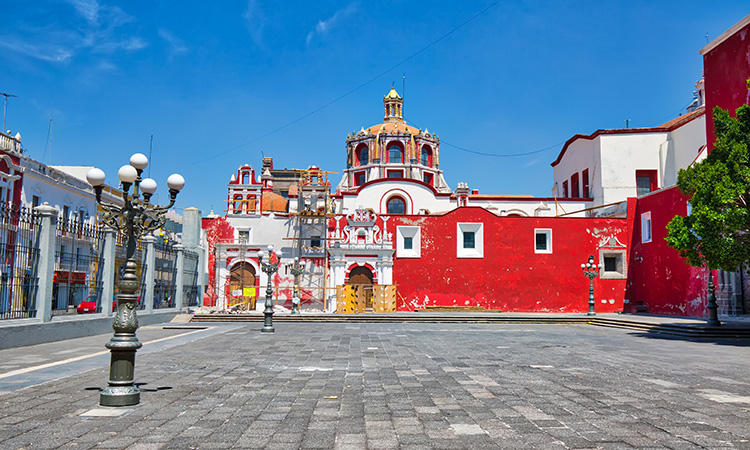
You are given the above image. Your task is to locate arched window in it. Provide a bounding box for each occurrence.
[241,172,249,184]
[421,146,432,166]
[233,194,243,213]
[387,196,406,215]
[388,144,403,163]
[357,145,369,166]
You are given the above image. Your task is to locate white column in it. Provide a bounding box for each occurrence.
[143,235,156,313]
[34,203,58,322]
[101,227,117,317]
[174,244,184,310]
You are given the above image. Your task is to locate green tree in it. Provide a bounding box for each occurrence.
[666,87,750,271]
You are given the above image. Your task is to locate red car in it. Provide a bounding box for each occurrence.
[76,296,117,314]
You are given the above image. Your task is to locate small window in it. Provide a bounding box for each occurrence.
[463,231,475,249]
[387,197,406,214]
[599,250,627,279]
[397,226,420,258]
[63,205,69,220]
[32,195,40,208]
[534,229,552,253]
[562,180,569,198]
[641,212,652,243]
[421,146,432,166]
[387,170,403,179]
[582,169,590,198]
[457,223,483,258]
[238,230,249,243]
[310,236,322,248]
[571,173,580,198]
[358,146,369,166]
[423,173,434,185]
[388,144,403,163]
[636,169,657,196]
[355,171,367,186]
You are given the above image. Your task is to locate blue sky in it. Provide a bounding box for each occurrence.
[2,1,748,214]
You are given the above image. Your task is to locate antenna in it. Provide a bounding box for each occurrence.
[0,92,18,132]
[43,118,52,162]
[148,134,153,178]
[402,72,406,99]
[705,33,709,44]
[625,119,630,129]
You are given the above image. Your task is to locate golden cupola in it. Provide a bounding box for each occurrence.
[383,87,404,123]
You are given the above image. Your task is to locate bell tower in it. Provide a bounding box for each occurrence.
[383,88,404,123]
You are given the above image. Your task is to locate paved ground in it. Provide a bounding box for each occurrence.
[0,322,749,449]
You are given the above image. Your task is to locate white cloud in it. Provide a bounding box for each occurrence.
[158,29,189,56]
[0,39,73,63]
[243,0,265,47]
[305,2,358,46]
[65,0,100,25]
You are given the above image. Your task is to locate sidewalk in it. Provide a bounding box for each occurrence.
[0,321,749,449]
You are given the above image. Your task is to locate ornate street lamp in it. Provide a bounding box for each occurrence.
[706,268,721,327]
[289,257,304,314]
[257,245,282,332]
[581,255,602,316]
[86,154,185,407]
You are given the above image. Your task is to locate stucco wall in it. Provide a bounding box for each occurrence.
[391,207,628,313]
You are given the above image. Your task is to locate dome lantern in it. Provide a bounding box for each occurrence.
[383,88,404,123]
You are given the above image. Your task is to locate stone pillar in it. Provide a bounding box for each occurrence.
[101,227,117,317]
[182,207,205,307]
[143,235,156,313]
[34,203,58,322]
[174,244,184,310]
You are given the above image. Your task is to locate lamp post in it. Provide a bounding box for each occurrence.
[257,245,282,332]
[86,154,185,407]
[706,268,721,327]
[289,257,304,314]
[581,255,602,316]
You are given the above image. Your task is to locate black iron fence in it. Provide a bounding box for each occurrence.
[153,241,177,309]
[0,205,40,320]
[183,250,200,307]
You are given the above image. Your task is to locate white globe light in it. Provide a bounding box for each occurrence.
[275,250,283,260]
[167,173,185,191]
[86,168,105,186]
[118,165,138,183]
[256,250,264,260]
[294,257,299,263]
[580,264,586,269]
[130,153,148,170]
[267,244,274,252]
[140,178,157,194]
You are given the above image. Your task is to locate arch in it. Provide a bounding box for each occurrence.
[232,194,243,213]
[420,145,433,167]
[345,262,378,284]
[387,142,404,163]
[356,144,369,166]
[228,261,257,309]
[386,196,406,215]
[503,209,529,217]
[241,172,249,184]
[245,194,257,213]
[379,189,414,215]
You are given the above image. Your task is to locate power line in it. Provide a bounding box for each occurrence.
[182,0,503,169]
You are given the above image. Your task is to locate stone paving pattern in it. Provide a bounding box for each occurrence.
[0,322,749,449]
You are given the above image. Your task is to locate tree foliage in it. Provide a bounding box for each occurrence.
[666,90,750,270]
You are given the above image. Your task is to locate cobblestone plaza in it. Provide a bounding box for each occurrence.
[0,322,749,449]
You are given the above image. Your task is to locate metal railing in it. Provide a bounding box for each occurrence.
[0,205,40,320]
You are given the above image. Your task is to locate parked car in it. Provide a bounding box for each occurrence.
[76,296,116,314]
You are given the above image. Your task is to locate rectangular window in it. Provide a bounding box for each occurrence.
[463,231,475,249]
[582,169,590,198]
[387,170,404,179]
[457,223,484,258]
[599,250,627,279]
[32,195,40,208]
[636,169,657,196]
[423,173,434,185]
[534,229,552,253]
[310,236,322,248]
[63,205,69,220]
[355,171,366,186]
[238,230,249,243]
[397,226,420,258]
[571,173,580,198]
[641,212,652,243]
[562,180,569,198]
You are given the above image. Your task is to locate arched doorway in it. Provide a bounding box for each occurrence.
[348,266,374,310]
[229,262,257,310]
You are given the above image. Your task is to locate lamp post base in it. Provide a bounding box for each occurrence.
[100,386,141,407]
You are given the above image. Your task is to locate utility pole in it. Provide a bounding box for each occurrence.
[1,93,18,132]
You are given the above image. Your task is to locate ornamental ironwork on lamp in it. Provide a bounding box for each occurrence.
[581,255,602,316]
[257,245,282,332]
[86,153,185,407]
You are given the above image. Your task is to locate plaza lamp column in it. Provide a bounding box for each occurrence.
[581,255,602,316]
[289,257,304,314]
[86,154,185,407]
[257,245,282,332]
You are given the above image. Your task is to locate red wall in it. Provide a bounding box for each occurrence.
[703,19,750,149]
[625,187,707,316]
[202,216,235,306]
[391,207,627,313]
